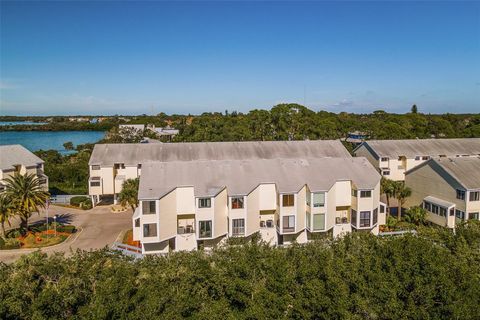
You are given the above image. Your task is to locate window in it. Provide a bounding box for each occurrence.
[455,210,465,220]
[439,207,447,217]
[199,220,212,238]
[373,208,378,225]
[198,198,211,208]
[469,191,480,202]
[114,163,125,169]
[232,219,245,236]
[143,223,157,237]
[260,221,266,228]
[266,220,274,228]
[431,204,439,214]
[231,197,244,209]
[422,156,430,160]
[351,209,357,226]
[360,190,372,198]
[469,212,479,220]
[424,201,431,211]
[91,165,100,170]
[282,194,294,207]
[90,181,101,187]
[135,218,140,227]
[415,156,421,161]
[282,215,295,232]
[306,191,311,206]
[313,214,325,231]
[382,170,390,176]
[306,212,311,229]
[360,211,371,227]
[142,201,156,214]
[380,157,389,162]
[137,164,142,169]
[456,189,465,200]
[313,192,325,207]
[380,204,385,214]
[351,189,357,197]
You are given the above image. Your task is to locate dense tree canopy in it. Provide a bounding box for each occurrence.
[0,222,479,319]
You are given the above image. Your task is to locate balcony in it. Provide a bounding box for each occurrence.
[335,217,350,224]
[177,225,195,234]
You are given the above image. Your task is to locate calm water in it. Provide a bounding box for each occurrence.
[0,131,105,153]
[0,121,47,126]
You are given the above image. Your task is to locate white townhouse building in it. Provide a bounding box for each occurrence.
[132,157,385,255]
[405,156,480,228]
[88,140,352,204]
[0,144,48,192]
[354,138,480,181]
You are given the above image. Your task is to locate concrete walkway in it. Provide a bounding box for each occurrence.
[0,205,132,264]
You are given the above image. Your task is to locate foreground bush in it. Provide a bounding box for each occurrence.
[0,223,479,319]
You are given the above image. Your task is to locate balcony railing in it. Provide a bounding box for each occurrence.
[335,217,350,224]
[177,225,195,234]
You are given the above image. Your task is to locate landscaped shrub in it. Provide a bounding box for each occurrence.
[56,225,76,234]
[0,238,21,249]
[70,196,92,210]
[0,222,479,319]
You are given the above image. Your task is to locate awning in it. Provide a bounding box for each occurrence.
[423,196,455,208]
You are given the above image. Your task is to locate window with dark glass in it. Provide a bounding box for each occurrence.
[199,220,212,238]
[231,197,244,209]
[455,210,465,220]
[198,198,211,208]
[282,194,294,207]
[143,223,157,237]
[373,208,378,225]
[469,212,479,220]
[469,191,480,202]
[142,201,156,214]
[135,218,140,227]
[91,165,100,170]
[360,190,372,198]
[232,219,245,236]
[282,215,295,232]
[456,189,465,200]
[351,209,357,226]
[351,189,357,197]
[360,211,370,227]
[380,157,389,162]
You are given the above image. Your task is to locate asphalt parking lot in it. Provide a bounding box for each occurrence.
[0,205,133,264]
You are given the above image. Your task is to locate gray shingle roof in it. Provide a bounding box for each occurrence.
[138,157,380,199]
[433,156,480,190]
[358,138,480,158]
[89,140,351,166]
[0,145,44,171]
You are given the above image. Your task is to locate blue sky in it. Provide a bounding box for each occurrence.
[1,1,479,116]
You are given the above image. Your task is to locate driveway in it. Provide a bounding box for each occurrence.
[0,205,133,264]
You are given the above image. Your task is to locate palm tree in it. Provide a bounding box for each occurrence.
[393,182,412,221]
[0,194,14,237]
[380,177,395,217]
[3,173,50,230]
[118,178,139,212]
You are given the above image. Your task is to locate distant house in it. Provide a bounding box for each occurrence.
[345,131,368,145]
[154,126,179,140]
[354,138,480,181]
[119,124,145,131]
[405,157,480,228]
[0,145,48,192]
